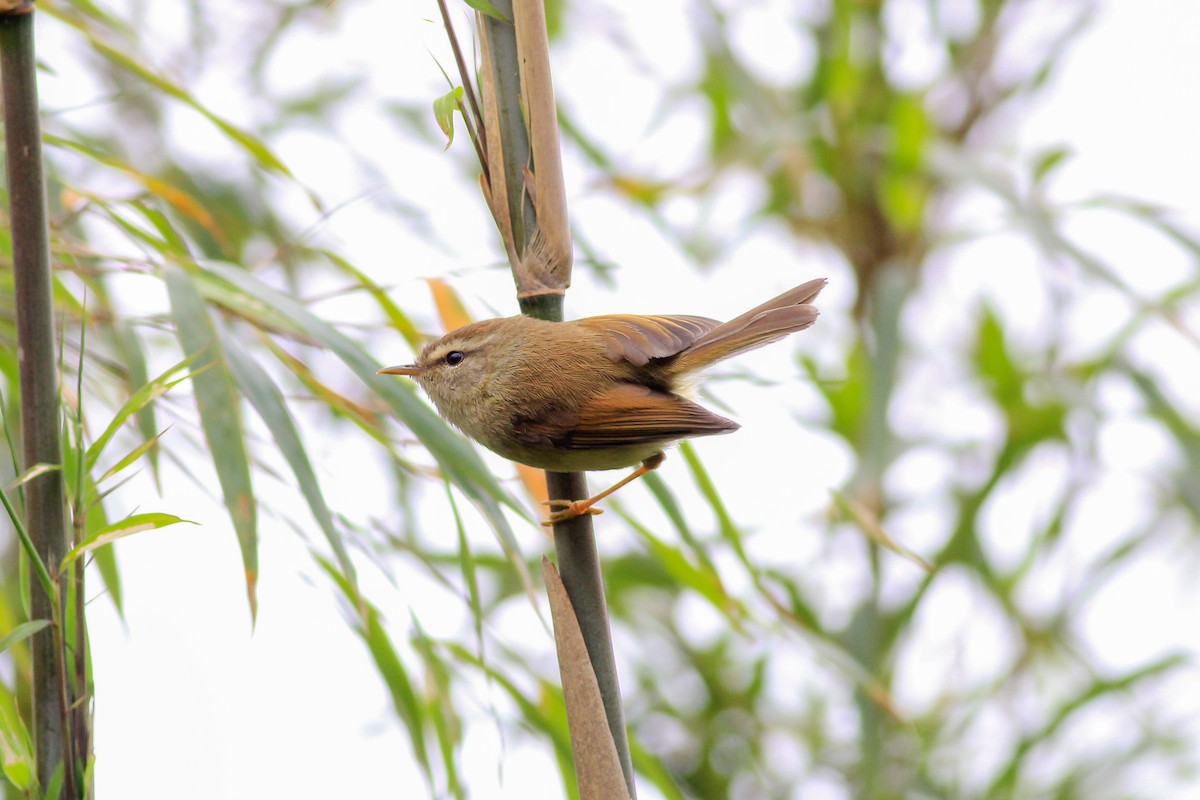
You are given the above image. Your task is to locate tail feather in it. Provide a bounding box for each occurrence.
[669,278,826,374]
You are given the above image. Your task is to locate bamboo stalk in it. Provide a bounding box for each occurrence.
[1,7,75,794]
[469,1,636,794]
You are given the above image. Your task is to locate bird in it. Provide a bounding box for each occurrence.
[379,277,825,524]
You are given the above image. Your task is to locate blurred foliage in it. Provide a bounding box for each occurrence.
[1,0,1199,798]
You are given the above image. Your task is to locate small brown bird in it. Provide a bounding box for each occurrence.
[379,278,825,524]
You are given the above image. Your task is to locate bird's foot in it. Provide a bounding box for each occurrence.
[541,499,605,526]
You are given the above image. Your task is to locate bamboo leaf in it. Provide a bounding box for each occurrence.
[314,557,432,784]
[446,488,484,654]
[0,483,55,603]
[0,683,35,791]
[462,0,510,22]
[62,513,194,567]
[0,620,50,656]
[54,24,292,177]
[96,429,169,484]
[425,277,474,331]
[433,86,464,150]
[320,250,423,349]
[409,617,466,799]
[164,265,259,617]
[44,135,226,243]
[82,487,124,616]
[84,355,194,472]
[615,506,743,622]
[363,609,431,783]
[444,642,574,761]
[1032,145,1072,183]
[678,441,753,569]
[220,329,358,591]
[4,462,61,491]
[190,269,313,340]
[196,262,531,586]
[110,317,161,485]
[831,489,934,573]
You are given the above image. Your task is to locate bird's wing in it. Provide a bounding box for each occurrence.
[573,314,722,366]
[517,383,738,450]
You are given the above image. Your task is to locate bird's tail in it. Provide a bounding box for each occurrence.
[669,277,826,376]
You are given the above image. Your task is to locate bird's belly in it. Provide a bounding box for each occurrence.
[482,437,666,472]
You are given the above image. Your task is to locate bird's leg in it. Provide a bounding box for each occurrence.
[542,452,667,526]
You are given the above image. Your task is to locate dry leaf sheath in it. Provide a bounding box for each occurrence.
[380,278,826,523]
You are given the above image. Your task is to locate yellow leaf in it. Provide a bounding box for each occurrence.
[424,277,474,331]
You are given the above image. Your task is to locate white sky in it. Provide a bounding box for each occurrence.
[12,1,1198,798]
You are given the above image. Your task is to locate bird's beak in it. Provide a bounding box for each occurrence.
[377,364,424,376]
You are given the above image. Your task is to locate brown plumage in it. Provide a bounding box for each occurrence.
[379,277,825,522]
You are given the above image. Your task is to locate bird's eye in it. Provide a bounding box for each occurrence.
[444,350,465,366]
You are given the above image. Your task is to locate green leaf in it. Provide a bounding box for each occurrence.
[463,0,511,22]
[85,355,193,472]
[165,264,259,617]
[0,682,36,791]
[63,512,194,566]
[320,250,423,349]
[974,304,1022,407]
[446,487,484,654]
[0,479,55,604]
[433,86,464,150]
[315,557,432,785]
[615,506,743,621]
[0,620,50,655]
[220,330,358,591]
[74,32,292,176]
[96,429,169,484]
[889,92,930,172]
[444,642,574,762]
[410,617,466,799]
[196,261,531,592]
[679,441,752,569]
[803,341,869,446]
[4,462,61,491]
[1032,145,1072,183]
[831,489,934,572]
[364,609,431,782]
[83,487,124,616]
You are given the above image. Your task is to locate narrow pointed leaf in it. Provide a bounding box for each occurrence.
[0,683,36,791]
[96,429,169,484]
[84,355,193,472]
[221,329,358,589]
[57,25,292,176]
[0,620,50,656]
[198,261,531,590]
[320,250,423,349]
[314,557,432,783]
[63,513,194,566]
[425,277,474,331]
[165,265,259,616]
[110,317,161,485]
[4,462,61,491]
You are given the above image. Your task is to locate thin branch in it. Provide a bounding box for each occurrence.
[437,0,490,187]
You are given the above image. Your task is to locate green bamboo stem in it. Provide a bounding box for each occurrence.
[1,8,74,794]
[479,4,536,254]
[520,292,637,794]
[477,2,636,794]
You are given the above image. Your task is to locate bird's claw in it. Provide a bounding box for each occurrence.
[541,499,604,526]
